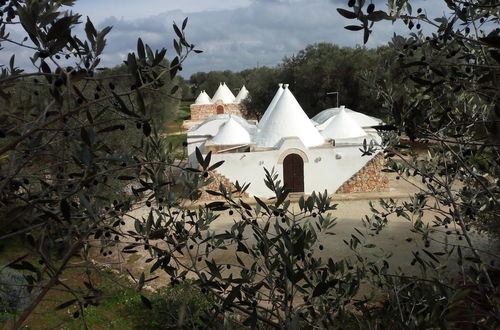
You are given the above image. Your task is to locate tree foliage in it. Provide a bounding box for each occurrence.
[0,0,499,329]
[0,1,201,327]
[188,44,392,119]
[343,0,500,326]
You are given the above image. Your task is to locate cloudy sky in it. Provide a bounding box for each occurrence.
[5,0,446,78]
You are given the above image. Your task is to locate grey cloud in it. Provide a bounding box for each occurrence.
[2,0,447,76]
[97,0,372,77]
[95,0,446,77]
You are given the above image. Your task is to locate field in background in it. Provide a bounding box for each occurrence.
[164,101,190,134]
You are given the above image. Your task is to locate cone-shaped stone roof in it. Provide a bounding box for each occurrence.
[313,106,381,128]
[255,85,324,148]
[235,85,249,103]
[257,84,283,129]
[194,90,212,105]
[189,114,256,136]
[212,82,236,104]
[212,117,252,145]
[320,108,367,139]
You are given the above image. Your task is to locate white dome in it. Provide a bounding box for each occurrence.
[235,85,249,103]
[212,82,236,104]
[258,84,283,129]
[255,85,324,148]
[313,106,382,128]
[312,108,345,124]
[194,90,212,105]
[320,108,367,140]
[189,114,256,136]
[212,117,252,145]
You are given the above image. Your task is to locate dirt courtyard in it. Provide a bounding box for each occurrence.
[112,173,499,289]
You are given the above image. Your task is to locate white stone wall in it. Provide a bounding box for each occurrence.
[187,138,207,166]
[207,137,377,198]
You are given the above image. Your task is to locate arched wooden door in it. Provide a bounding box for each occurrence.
[216,105,224,114]
[283,153,304,193]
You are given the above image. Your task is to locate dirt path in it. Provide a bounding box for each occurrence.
[113,201,499,291]
[204,199,499,273]
[104,173,499,291]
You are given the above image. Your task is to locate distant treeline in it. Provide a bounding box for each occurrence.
[181,43,398,120]
[2,61,182,141]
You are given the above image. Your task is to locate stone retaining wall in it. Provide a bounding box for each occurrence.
[200,171,249,201]
[335,153,388,194]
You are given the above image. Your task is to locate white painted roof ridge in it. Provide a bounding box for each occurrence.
[255,85,325,148]
[321,108,367,139]
[235,85,250,103]
[212,82,236,104]
[194,90,212,105]
[212,117,251,145]
[257,83,284,129]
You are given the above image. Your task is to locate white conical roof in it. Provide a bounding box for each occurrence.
[211,117,251,145]
[255,85,324,148]
[235,85,249,103]
[189,114,257,136]
[222,83,236,102]
[211,82,236,104]
[194,90,212,105]
[257,84,283,129]
[313,106,381,128]
[320,108,367,139]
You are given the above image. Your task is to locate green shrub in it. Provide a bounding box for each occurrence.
[127,281,220,329]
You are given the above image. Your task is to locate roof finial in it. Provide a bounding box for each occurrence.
[279,83,283,88]
[284,84,289,89]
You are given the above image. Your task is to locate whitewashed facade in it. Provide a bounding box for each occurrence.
[186,84,383,198]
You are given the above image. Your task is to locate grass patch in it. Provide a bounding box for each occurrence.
[164,134,187,147]
[127,281,222,329]
[0,238,221,329]
[25,276,221,329]
[1,265,140,329]
[164,102,191,134]
[179,101,191,114]
[163,134,187,160]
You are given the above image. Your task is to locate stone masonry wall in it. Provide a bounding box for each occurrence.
[335,154,389,194]
[190,102,245,121]
[200,171,249,201]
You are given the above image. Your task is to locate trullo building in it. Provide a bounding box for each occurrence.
[187,84,387,198]
[185,83,251,130]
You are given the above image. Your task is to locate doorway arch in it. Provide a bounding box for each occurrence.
[216,105,224,114]
[283,153,304,193]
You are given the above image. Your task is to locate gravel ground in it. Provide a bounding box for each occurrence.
[100,173,499,291]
